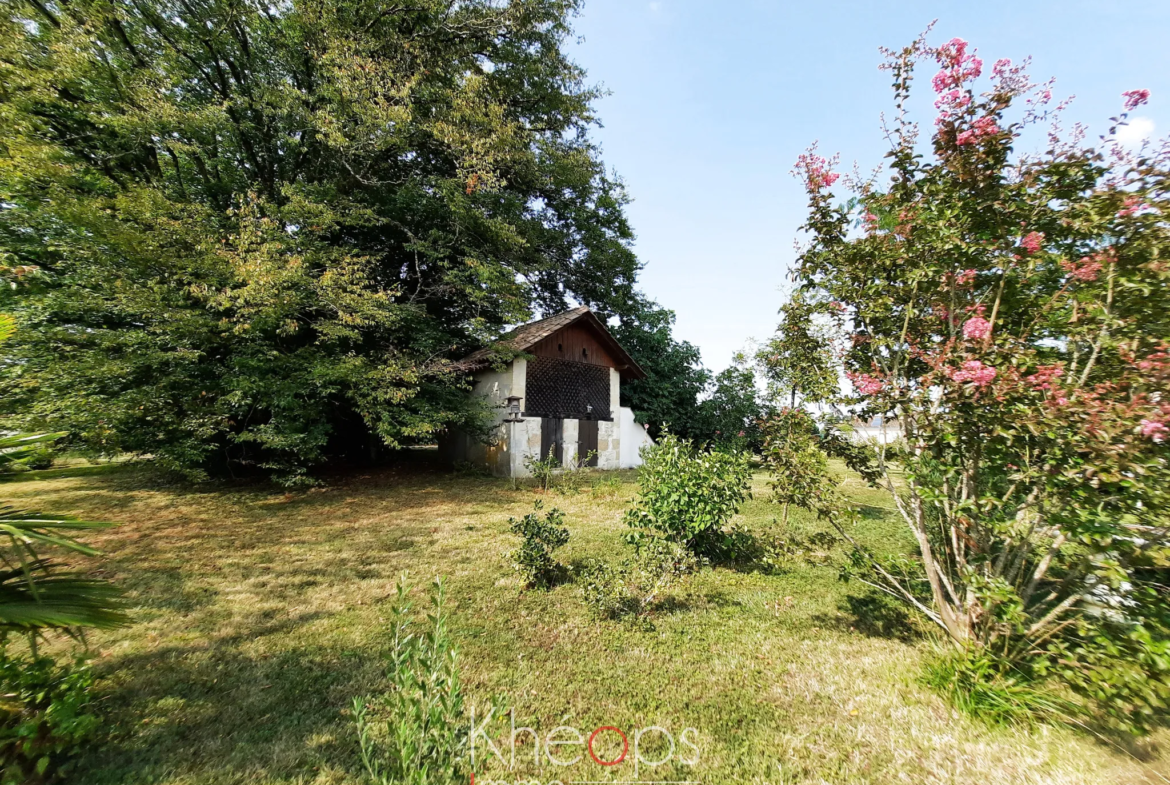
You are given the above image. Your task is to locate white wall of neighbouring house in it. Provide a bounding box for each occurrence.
[619,406,654,469]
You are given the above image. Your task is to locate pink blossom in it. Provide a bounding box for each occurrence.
[1118,195,1146,218]
[956,115,1001,146]
[1123,89,1151,112]
[1026,364,1064,392]
[933,38,983,94]
[1061,251,1110,282]
[1020,231,1044,254]
[1141,419,1168,443]
[737,430,746,438]
[955,269,977,286]
[793,150,841,192]
[962,317,992,341]
[948,360,997,387]
[850,372,885,396]
[992,58,1012,79]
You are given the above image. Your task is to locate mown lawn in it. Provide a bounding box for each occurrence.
[2,454,1167,784]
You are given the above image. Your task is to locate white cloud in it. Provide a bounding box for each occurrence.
[648,1,662,12]
[1116,116,1156,147]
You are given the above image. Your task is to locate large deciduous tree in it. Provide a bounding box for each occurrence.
[794,32,1170,731]
[0,0,640,483]
[613,301,709,440]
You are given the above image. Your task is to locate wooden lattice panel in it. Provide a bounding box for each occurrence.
[524,356,612,420]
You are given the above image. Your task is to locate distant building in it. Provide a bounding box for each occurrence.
[847,414,903,445]
[444,307,653,477]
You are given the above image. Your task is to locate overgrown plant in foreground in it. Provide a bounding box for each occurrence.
[508,501,570,589]
[624,434,752,558]
[353,577,466,785]
[791,30,1170,732]
[0,650,100,785]
[578,538,699,626]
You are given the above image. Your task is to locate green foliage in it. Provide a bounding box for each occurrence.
[508,501,569,589]
[624,433,752,557]
[696,355,769,452]
[921,648,1073,730]
[762,409,832,526]
[522,449,561,492]
[759,293,840,408]
[0,0,641,485]
[578,538,699,626]
[792,31,1170,732]
[0,435,62,476]
[0,646,101,785]
[614,302,710,440]
[353,576,466,785]
[0,508,128,639]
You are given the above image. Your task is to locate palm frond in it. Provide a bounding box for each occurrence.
[0,564,129,632]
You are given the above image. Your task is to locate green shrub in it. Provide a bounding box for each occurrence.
[921,647,1074,730]
[0,646,101,785]
[624,433,752,557]
[353,577,467,785]
[522,449,560,491]
[579,539,699,626]
[508,501,569,589]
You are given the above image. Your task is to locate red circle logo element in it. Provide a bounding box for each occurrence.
[587,726,628,766]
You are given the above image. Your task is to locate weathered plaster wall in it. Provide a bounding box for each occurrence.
[619,406,654,468]
[562,418,579,468]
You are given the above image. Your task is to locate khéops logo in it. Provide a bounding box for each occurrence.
[468,705,701,784]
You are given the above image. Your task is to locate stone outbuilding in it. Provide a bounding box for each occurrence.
[443,306,654,477]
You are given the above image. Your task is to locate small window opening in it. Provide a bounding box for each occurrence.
[558,343,563,352]
[581,348,588,360]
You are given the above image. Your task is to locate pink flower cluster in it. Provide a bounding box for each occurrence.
[1020,231,1044,254]
[794,151,840,191]
[1060,249,1112,282]
[956,115,1001,146]
[955,269,977,286]
[962,316,992,341]
[849,372,885,396]
[1123,89,1151,112]
[947,360,997,387]
[932,38,983,93]
[1026,364,1064,392]
[1141,418,1168,443]
[1117,195,1146,218]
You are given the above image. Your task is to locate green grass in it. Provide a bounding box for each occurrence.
[2,455,1167,784]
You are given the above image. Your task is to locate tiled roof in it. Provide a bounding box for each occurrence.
[457,306,645,379]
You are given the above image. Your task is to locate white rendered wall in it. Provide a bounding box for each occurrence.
[619,406,654,468]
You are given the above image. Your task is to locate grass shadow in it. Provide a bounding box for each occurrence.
[811,590,924,642]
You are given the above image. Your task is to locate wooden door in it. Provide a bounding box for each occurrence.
[540,417,563,464]
[578,419,599,467]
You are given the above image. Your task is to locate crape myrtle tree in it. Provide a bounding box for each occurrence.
[793,31,1170,731]
[0,0,641,484]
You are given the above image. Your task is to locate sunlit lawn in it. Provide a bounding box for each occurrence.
[2,454,1166,784]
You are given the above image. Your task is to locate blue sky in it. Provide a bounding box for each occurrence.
[568,1,1170,372]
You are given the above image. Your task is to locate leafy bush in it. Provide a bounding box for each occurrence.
[19,449,55,472]
[921,648,1073,729]
[624,434,752,557]
[0,647,101,785]
[508,501,570,589]
[579,539,699,626]
[522,449,561,491]
[353,577,467,785]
